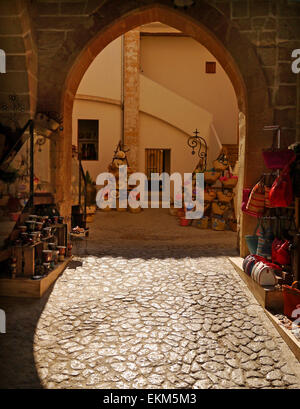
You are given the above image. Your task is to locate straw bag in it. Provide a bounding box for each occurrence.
[217,190,234,203]
[246,180,265,216]
[245,220,261,254]
[129,206,142,213]
[211,216,226,231]
[282,282,300,319]
[196,216,209,229]
[204,170,221,184]
[212,201,228,216]
[256,220,274,260]
[220,171,238,188]
[204,189,216,202]
[213,152,229,171]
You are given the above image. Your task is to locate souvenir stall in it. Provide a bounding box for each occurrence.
[0,112,74,298]
[101,141,141,213]
[169,149,238,231]
[232,126,300,354]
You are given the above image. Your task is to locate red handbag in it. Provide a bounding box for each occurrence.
[262,149,295,169]
[269,158,295,208]
[272,239,291,265]
[282,281,300,319]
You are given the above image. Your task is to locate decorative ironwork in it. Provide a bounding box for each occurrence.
[187,129,207,171]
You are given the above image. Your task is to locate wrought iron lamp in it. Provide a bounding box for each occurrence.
[187,129,207,171]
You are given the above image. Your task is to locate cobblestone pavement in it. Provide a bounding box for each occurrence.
[1,209,300,388]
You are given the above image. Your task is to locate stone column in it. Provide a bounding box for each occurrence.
[123,28,140,172]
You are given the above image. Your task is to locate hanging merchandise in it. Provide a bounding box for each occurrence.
[219,170,238,189]
[272,238,291,266]
[246,179,265,217]
[213,151,229,171]
[204,169,221,184]
[282,282,300,319]
[269,158,295,208]
[245,220,261,254]
[262,135,296,169]
[204,188,216,202]
[212,201,228,216]
[217,189,234,204]
[256,220,274,260]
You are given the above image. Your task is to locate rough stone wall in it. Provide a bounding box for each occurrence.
[0,0,38,124]
[123,29,140,171]
[212,0,300,142]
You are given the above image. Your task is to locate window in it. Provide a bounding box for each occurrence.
[205,61,216,74]
[78,119,99,161]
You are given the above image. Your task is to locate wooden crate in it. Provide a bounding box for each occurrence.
[229,257,283,312]
[0,257,71,298]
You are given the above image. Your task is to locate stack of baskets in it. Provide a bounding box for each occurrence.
[199,151,238,231]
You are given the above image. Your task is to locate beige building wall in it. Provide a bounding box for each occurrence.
[77,37,122,102]
[72,99,122,181]
[72,29,238,181]
[140,36,238,144]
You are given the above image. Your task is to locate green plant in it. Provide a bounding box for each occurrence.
[85,170,94,185]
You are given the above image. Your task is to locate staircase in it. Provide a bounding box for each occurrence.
[222,144,239,169]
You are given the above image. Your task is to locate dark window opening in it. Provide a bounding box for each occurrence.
[78,119,99,161]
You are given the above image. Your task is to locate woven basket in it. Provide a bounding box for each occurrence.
[213,160,228,172]
[211,217,226,231]
[212,201,228,216]
[204,170,221,184]
[196,217,209,229]
[129,206,142,214]
[221,177,238,189]
[217,190,234,203]
[101,205,111,212]
[204,190,217,202]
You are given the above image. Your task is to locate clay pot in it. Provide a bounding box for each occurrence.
[42,250,52,263]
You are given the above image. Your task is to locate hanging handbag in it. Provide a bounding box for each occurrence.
[282,281,300,319]
[256,219,274,260]
[212,201,228,216]
[262,130,296,169]
[204,189,217,203]
[246,179,265,216]
[213,152,229,171]
[219,170,238,189]
[217,189,234,203]
[245,220,261,254]
[204,169,221,184]
[269,157,295,208]
[241,188,259,217]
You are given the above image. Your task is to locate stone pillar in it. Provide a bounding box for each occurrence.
[123,28,140,171]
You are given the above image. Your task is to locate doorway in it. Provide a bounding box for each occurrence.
[145,148,170,191]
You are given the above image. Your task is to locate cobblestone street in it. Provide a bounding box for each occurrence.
[1,209,300,389]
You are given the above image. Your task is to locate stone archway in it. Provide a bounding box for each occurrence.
[55,1,272,256]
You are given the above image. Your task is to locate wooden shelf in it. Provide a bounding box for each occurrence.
[228,257,283,312]
[0,257,72,298]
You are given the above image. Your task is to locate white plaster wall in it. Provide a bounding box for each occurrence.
[77,37,122,102]
[138,112,200,176]
[72,100,122,181]
[140,36,238,144]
